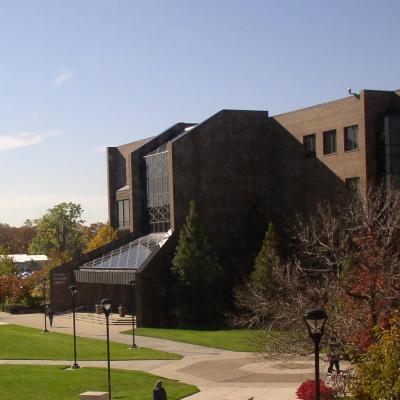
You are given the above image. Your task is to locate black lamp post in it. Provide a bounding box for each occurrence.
[41,278,48,333]
[101,298,112,400]
[69,285,80,369]
[128,279,137,349]
[303,309,328,400]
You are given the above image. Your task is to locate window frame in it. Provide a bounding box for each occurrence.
[344,125,359,152]
[323,129,337,155]
[118,199,130,229]
[303,134,316,159]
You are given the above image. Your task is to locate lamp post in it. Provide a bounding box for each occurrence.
[69,285,80,369]
[128,279,137,348]
[41,278,48,333]
[101,298,112,400]
[303,309,328,400]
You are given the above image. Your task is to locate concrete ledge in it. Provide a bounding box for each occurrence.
[80,392,108,400]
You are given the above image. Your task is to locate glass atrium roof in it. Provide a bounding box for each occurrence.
[80,231,171,271]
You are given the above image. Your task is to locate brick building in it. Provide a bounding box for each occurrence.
[50,89,400,326]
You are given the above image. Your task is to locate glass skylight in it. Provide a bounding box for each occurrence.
[80,231,171,270]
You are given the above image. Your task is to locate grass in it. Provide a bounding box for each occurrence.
[0,325,181,360]
[0,365,198,400]
[123,327,261,352]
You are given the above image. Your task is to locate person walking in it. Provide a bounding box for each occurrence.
[47,309,54,328]
[327,336,340,373]
[153,380,167,400]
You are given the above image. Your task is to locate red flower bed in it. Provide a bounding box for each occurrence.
[296,380,336,400]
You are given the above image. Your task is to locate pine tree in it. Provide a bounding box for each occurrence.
[250,222,280,293]
[172,201,224,326]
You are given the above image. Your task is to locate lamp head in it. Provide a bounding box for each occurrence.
[303,308,328,342]
[69,285,78,296]
[101,298,112,315]
[129,279,135,287]
[41,277,47,284]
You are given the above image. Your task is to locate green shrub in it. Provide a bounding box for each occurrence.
[351,314,400,400]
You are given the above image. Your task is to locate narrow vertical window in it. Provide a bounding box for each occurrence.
[303,134,316,158]
[323,130,337,155]
[344,125,359,151]
[118,199,129,228]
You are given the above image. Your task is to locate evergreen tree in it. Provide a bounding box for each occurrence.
[172,201,224,326]
[250,222,280,293]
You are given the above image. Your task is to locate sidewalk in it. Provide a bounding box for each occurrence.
[0,312,329,400]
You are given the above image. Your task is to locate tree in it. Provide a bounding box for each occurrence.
[249,222,280,292]
[234,185,400,359]
[85,224,117,252]
[0,223,36,253]
[28,202,85,267]
[292,185,400,351]
[0,246,18,276]
[172,201,225,326]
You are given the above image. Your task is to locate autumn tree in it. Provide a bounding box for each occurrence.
[29,202,85,267]
[352,315,400,400]
[0,223,36,253]
[172,201,225,326]
[85,224,117,252]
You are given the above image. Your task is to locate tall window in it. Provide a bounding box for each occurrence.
[323,130,337,155]
[303,134,316,158]
[145,149,170,233]
[344,125,359,151]
[118,199,130,229]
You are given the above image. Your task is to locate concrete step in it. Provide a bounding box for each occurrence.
[59,312,136,326]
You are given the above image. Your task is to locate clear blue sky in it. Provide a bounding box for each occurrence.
[1,0,399,226]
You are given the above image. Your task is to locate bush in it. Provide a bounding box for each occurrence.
[351,314,400,400]
[0,303,33,314]
[296,380,336,400]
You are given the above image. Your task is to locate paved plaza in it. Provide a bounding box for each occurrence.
[0,312,342,400]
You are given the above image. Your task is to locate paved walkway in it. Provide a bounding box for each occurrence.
[0,312,341,400]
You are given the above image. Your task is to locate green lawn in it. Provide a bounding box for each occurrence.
[124,327,261,352]
[0,325,181,360]
[0,365,198,400]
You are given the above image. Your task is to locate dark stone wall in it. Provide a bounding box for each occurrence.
[170,110,270,265]
[107,147,126,227]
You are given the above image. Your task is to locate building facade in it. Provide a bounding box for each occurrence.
[50,89,400,326]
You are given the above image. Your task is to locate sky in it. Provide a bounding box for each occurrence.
[1,0,400,226]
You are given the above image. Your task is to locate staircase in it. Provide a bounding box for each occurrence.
[58,310,136,326]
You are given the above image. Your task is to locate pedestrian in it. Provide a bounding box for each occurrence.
[327,336,340,373]
[153,380,167,400]
[48,309,54,327]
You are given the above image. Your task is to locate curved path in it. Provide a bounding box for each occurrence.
[0,312,337,400]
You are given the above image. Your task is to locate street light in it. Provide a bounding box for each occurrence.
[101,298,112,400]
[303,309,328,400]
[69,285,80,369]
[41,278,48,333]
[128,279,137,348]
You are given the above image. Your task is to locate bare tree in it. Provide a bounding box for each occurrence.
[234,185,400,358]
